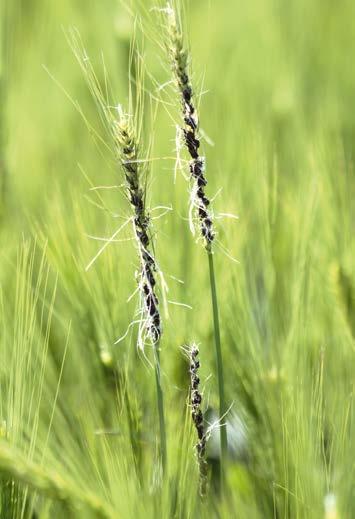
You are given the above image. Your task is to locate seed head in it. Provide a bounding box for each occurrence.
[166,4,215,248]
[188,344,208,496]
[114,107,161,345]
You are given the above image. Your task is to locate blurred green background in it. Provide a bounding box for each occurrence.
[0,0,355,517]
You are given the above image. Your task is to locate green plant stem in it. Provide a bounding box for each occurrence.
[154,343,167,474]
[207,247,227,483]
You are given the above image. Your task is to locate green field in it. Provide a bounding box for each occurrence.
[1,0,355,517]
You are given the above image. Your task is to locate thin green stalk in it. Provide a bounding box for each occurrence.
[154,344,167,474]
[207,247,227,480]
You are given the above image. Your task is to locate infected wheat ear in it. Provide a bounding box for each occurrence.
[114,107,161,345]
[188,344,208,496]
[166,4,215,247]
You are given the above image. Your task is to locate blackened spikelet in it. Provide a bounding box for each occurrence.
[115,111,161,344]
[166,5,215,247]
[189,345,208,496]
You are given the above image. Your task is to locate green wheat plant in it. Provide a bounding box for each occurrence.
[163,2,228,485]
[68,31,168,476]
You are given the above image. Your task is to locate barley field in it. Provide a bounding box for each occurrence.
[1,0,355,517]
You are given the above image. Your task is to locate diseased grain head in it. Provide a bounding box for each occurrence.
[187,343,208,496]
[114,106,161,347]
[164,3,215,249]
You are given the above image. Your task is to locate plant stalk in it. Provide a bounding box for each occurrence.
[207,247,227,484]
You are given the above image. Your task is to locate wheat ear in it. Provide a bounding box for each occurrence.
[188,344,208,496]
